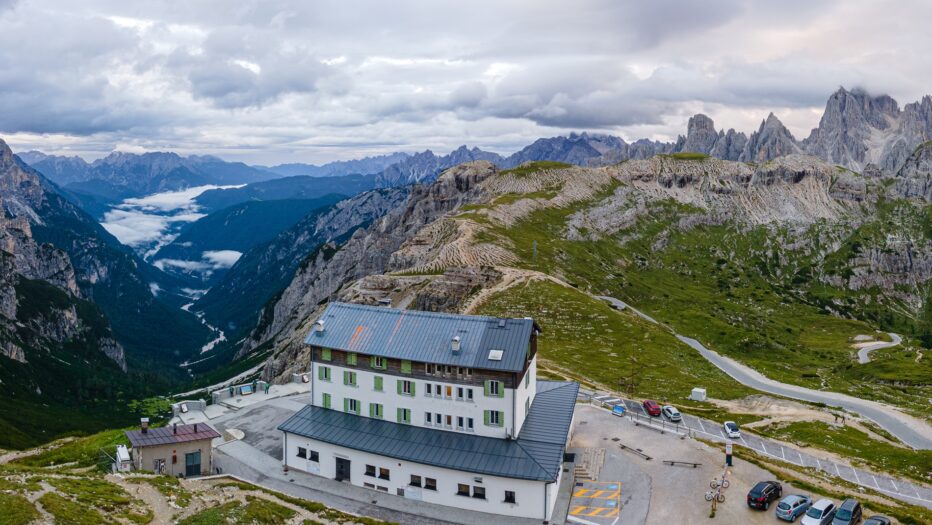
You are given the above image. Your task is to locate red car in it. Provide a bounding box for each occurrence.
[642,399,661,416]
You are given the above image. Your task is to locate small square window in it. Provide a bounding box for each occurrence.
[457,484,470,496]
[379,467,390,480]
[365,465,376,477]
[473,486,486,500]
[424,478,437,491]
[296,447,307,459]
[310,450,319,462]
[409,475,422,487]
[504,490,516,504]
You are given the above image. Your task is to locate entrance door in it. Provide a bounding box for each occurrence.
[185,451,201,477]
[335,457,351,482]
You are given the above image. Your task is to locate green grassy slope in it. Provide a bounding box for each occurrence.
[469,163,930,414]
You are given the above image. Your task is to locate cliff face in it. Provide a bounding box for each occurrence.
[0,204,125,371]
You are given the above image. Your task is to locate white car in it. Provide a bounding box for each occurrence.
[800,498,836,525]
[661,405,682,422]
[723,421,741,439]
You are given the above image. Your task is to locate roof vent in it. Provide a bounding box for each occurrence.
[497,319,506,328]
[488,349,503,361]
[314,320,325,333]
[451,336,461,353]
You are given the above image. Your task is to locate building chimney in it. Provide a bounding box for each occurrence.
[173,423,177,434]
[314,320,325,333]
[140,418,149,434]
[451,336,461,353]
[194,423,198,432]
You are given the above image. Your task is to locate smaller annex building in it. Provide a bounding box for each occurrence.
[278,302,579,521]
[125,421,220,477]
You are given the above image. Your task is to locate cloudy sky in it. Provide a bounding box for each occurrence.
[1,0,930,164]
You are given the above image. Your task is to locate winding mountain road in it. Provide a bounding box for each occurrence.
[596,296,932,450]
[856,333,903,363]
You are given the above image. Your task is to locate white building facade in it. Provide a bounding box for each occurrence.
[278,302,578,521]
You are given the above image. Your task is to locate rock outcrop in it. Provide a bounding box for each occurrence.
[741,113,803,163]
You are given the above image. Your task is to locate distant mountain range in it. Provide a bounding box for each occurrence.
[258,152,409,178]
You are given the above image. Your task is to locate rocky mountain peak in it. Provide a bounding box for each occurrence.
[740,113,801,163]
[682,114,719,154]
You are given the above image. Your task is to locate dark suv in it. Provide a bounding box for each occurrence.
[832,499,862,525]
[747,481,783,510]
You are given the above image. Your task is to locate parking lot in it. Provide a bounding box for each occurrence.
[582,391,932,509]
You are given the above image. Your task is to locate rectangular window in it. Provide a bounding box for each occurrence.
[369,403,384,419]
[465,368,472,377]
[321,348,332,361]
[398,380,414,396]
[435,413,441,426]
[425,412,432,425]
[504,490,516,504]
[426,384,432,396]
[409,475,422,487]
[344,398,360,414]
[457,484,470,496]
[485,380,503,397]
[445,385,453,398]
[347,352,357,366]
[365,465,376,477]
[445,415,452,427]
[379,467,390,480]
[473,486,486,500]
[343,370,357,386]
[525,397,530,415]
[424,363,432,375]
[457,416,464,430]
[322,393,331,409]
[467,417,474,430]
[424,478,437,491]
[401,360,412,374]
[525,372,530,388]
[373,375,383,391]
[456,387,464,400]
[485,410,503,427]
[371,356,386,369]
[318,366,331,381]
[467,388,474,401]
[297,447,307,459]
[364,483,375,489]
[310,450,319,462]
[397,408,411,424]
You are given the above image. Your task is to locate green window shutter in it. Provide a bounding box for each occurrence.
[347,352,357,366]
[370,355,376,369]
[497,381,504,398]
[343,398,349,412]
[318,366,326,380]
[349,372,356,386]
[401,360,412,374]
[369,403,376,417]
[483,410,490,426]
[374,376,383,391]
[321,348,331,361]
[322,393,331,409]
[498,411,504,425]
[484,380,490,397]
[397,380,403,395]
[343,371,349,385]
[397,408,403,423]
[410,382,415,396]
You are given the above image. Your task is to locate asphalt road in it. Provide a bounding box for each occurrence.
[595,295,932,450]
[856,333,903,364]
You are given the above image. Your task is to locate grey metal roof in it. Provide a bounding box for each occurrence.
[304,302,537,373]
[125,423,220,448]
[278,380,578,481]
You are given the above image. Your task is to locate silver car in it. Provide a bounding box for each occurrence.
[661,405,681,422]
[801,499,836,525]
[776,494,812,522]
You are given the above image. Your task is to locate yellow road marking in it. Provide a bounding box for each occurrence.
[574,489,593,497]
[569,506,589,515]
